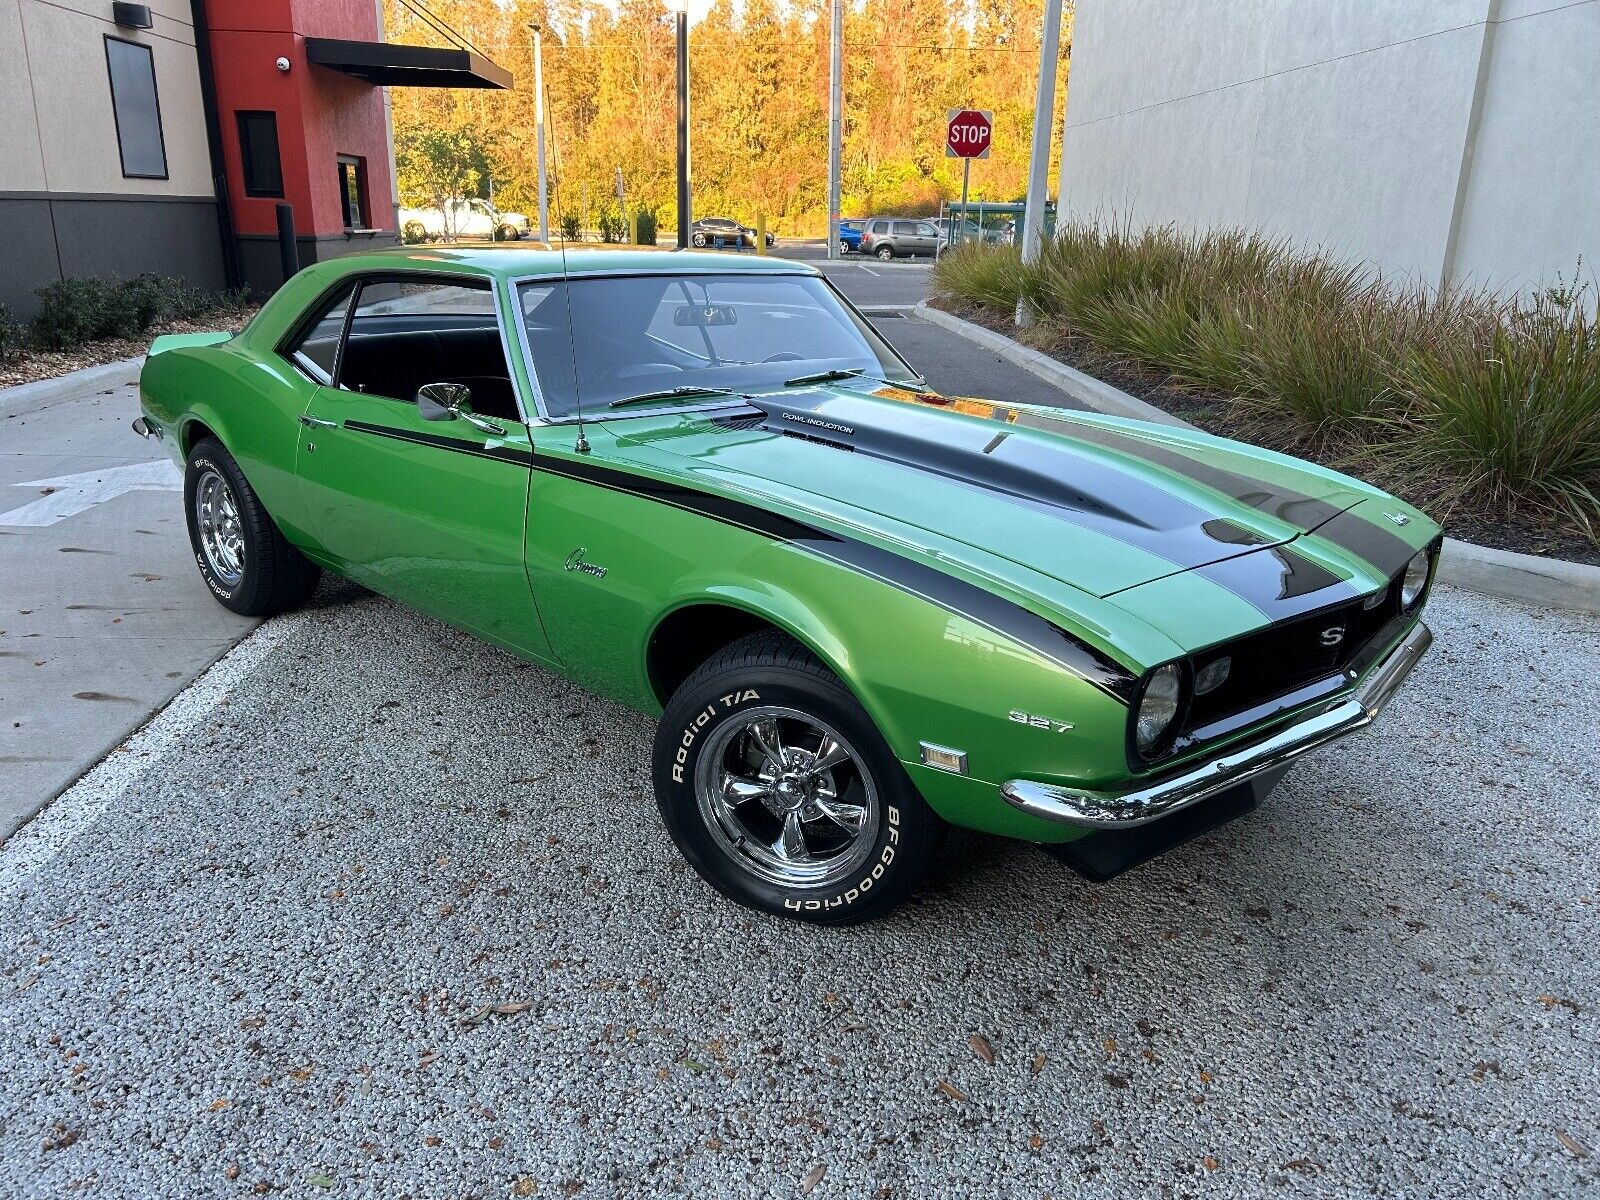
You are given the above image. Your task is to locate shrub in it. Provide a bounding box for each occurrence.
[935,221,1600,532]
[1394,292,1600,531]
[634,208,658,245]
[0,303,23,360]
[31,278,118,349]
[559,212,580,242]
[596,206,625,243]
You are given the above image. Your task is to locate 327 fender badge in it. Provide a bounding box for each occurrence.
[563,547,608,578]
[1008,710,1074,732]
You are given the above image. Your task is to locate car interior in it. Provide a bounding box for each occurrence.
[288,278,522,422]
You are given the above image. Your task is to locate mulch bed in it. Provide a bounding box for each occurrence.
[0,310,260,391]
[935,297,1600,568]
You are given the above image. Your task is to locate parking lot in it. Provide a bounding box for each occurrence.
[2,260,1596,1198]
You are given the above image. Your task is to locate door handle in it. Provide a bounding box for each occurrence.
[299,415,338,429]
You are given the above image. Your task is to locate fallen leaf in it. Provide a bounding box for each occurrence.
[224,1165,240,1181]
[418,1052,440,1068]
[511,1181,537,1198]
[1030,1052,1047,1078]
[307,1173,334,1189]
[1201,1155,1219,1171]
[207,1099,229,1112]
[936,1079,967,1102]
[799,1164,826,1194]
[1536,994,1581,1014]
[494,1001,534,1015]
[1103,1073,1129,1089]
[681,1059,707,1073]
[1555,1130,1591,1159]
[1102,1036,1117,1057]
[1199,1070,1213,1084]
[1027,1134,1044,1151]
[458,1005,493,1028]
[969,1035,995,1065]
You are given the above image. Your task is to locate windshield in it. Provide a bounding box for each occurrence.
[517,272,918,418]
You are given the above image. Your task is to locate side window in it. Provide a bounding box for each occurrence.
[916,222,938,237]
[869,220,887,234]
[283,283,355,385]
[339,279,520,421]
[893,221,917,237]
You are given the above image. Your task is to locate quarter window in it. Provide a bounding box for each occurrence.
[284,283,355,384]
[339,279,519,420]
[104,36,167,180]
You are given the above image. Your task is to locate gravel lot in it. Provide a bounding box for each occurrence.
[1,580,1595,1199]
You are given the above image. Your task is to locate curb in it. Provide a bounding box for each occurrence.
[0,355,144,420]
[914,302,1600,617]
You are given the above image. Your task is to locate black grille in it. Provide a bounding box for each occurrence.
[1184,583,1401,731]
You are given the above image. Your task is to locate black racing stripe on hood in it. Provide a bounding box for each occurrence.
[532,454,1138,704]
[1017,415,1348,532]
[1187,544,1367,621]
[1310,507,1419,580]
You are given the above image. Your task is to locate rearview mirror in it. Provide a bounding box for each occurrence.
[416,381,472,422]
[673,304,737,327]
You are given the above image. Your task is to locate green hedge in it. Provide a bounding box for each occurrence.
[934,223,1600,533]
[29,275,251,351]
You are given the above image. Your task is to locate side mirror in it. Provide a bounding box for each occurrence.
[416,382,472,422]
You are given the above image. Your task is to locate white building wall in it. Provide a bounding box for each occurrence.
[1058,0,1599,295]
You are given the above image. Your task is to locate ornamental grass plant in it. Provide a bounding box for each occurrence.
[934,222,1599,536]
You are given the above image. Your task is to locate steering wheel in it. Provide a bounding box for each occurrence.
[761,352,805,363]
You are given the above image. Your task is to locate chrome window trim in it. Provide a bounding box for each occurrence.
[505,269,921,426]
[322,269,529,425]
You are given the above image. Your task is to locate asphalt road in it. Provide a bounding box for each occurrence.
[1,581,1594,1197]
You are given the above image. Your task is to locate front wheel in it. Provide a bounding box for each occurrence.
[875,244,895,261]
[691,231,707,248]
[838,240,851,256]
[653,632,940,924]
[185,438,319,617]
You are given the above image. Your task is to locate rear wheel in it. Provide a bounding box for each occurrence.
[185,437,319,617]
[691,231,707,248]
[495,223,519,242]
[875,243,895,261]
[653,632,939,924]
[838,239,851,256]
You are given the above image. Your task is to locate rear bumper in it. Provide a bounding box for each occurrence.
[1000,621,1432,830]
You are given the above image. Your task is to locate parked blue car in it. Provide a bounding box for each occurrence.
[837,220,863,255]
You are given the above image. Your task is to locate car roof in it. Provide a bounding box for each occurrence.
[323,244,817,280]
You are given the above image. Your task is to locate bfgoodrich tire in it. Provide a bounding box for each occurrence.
[185,437,319,617]
[653,631,939,924]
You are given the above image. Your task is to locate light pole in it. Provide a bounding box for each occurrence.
[826,0,842,260]
[1018,0,1066,324]
[526,23,550,243]
[671,0,690,249]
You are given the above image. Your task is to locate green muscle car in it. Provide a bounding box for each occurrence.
[134,246,1439,923]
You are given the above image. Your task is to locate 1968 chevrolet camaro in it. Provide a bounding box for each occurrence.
[135,246,1439,923]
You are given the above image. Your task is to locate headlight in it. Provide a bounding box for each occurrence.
[1135,663,1184,756]
[1400,549,1430,608]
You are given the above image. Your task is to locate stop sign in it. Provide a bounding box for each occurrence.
[945,109,993,160]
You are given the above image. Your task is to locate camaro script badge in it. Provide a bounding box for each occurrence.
[564,548,608,579]
[1384,511,1411,526]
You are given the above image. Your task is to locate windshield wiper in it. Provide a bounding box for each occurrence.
[782,367,929,390]
[783,368,864,388]
[608,385,741,410]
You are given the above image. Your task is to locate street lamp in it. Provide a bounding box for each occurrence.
[668,0,690,249]
[525,23,550,243]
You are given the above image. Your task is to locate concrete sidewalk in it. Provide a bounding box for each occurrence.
[0,361,256,838]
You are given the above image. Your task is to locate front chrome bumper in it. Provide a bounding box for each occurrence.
[1000,621,1433,830]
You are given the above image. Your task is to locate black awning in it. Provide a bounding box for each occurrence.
[304,38,511,90]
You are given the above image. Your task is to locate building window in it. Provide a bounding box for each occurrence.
[104,36,168,179]
[337,156,369,230]
[236,111,284,198]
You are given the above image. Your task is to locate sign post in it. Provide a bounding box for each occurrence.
[945,109,993,247]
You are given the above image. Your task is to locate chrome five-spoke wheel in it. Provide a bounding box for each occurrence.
[694,705,879,889]
[194,467,245,587]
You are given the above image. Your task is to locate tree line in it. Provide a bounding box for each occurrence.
[386,0,1072,237]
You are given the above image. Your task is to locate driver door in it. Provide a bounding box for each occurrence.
[292,274,553,662]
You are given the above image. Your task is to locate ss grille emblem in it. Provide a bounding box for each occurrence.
[1319,625,1346,647]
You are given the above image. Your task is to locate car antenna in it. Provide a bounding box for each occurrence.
[534,23,590,454]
